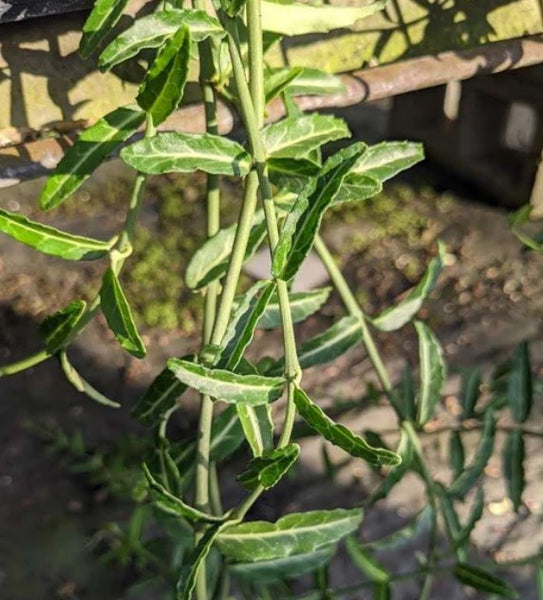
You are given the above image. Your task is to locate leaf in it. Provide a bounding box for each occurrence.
[262,114,350,160]
[80,0,129,59]
[168,359,284,406]
[121,132,252,176]
[133,366,188,427]
[264,67,303,104]
[454,487,484,551]
[294,387,401,467]
[391,365,416,421]
[352,141,425,182]
[332,173,382,205]
[375,583,391,600]
[436,483,463,558]
[261,0,387,35]
[345,538,389,584]
[415,321,446,426]
[229,547,334,583]
[256,287,331,329]
[273,143,366,281]
[507,342,533,424]
[237,444,299,491]
[210,405,246,461]
[367,506,433,551]
[537,563,543,600]
[217,508,363,562]
[372,242,445,332]
[503,429,525,512]
[186,213,267,290]
[40,106,146,210]
[98,9,224,70]
[142,463,224,523]
[449,410,496,498]
[460,367,481,418]
[236,404,274,458]
[286,68,345,96]
[100,268,146,358]
[137,26,190,127]
[268,157,320,193]
[454,563,518,598]
[39,300,87,354]
[449,431,465,480]
[0,208,113,260]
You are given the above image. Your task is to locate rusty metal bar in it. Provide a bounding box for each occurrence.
[2,34,543,187]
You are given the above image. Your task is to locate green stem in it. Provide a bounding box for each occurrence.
[0,348,50,377]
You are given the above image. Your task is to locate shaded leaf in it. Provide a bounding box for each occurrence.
[391,365,416,421]
[210,405,245,461]
[415,321,446,426]
[460,367,481,418]
[268,157,320,193]
[80,0,128,58]
[40,105,146,210]
[237,444,300,490]
[449,431,465,480]
[454,487,484,551]
[454,563,518,598]
[256,287,331,329]
[352,141,425,182]
[367,506,433,551]
[503,429,525,512]
[39,300,87,354]
[436,483,464,560]
[346,537,389,583]
[236,404,274,457]
[100,268,146,358]
[507,342,533,424]
[264,67,303,104]
[286,68,345,96]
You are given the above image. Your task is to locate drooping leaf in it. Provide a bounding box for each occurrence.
[264,67,303,104]
[286,68,345,96]
[507,342,533,424]
[352,141,425,182]
[460,367,482,418]
[168,359,284,406]
[100,268,146,358]
[0,208,113,260]
[273,143,367,281]
[217,508,363,562]
[261,0,387,35]
[503,429,525,512]
[236,404,275,457]
[262,114,350,161]
[229,547,334,583]
[39,300,87,354]
[345,537,389,583]
[449,410,496,498]
[237,444,300,490]
[372,242,445,332]
[98,9,224,70]
[186,212,267,290]
[332,173,382,205]
[449,431,465,480]
[137,26,190,126]
[415,321,446,426]
[294,387,401,467]
[79,0,129,59]
[255,287,331,329]
[40,106,146,210]
[454,563,518,598]
[121,132,252,176]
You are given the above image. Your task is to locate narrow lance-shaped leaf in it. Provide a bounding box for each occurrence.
[168,358,284,406]
[217,508,363,562]
[294,387,401,467]
[40,105,146,210]
[372,242,445,332]
[454,564,518,598]
[415,321,446,426]
[503,429,525,512]
[261,0,387,35]
[286,67,345,96]
[453,487,484,551]
[345,537,389,584]
[100,268,147,358]
[236,404,274,457]
[352,141,425,182]
[0,208,113,260]
[507,342,533,423]
[366,506,433,551]
[264,67,303,104]
[79,0,128,59]
[237,444,300,491]
[460,367,481,418]
[39,300,87,354]
[449,431,465,480]
[436,483,465,560]
[98,9,225,70]
[391,365,416,421]
[255,287,331,330]
[137,26,190,127]
[121,132,252,176]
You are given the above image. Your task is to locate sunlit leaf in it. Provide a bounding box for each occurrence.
[264,67,303,104]
[352,141,425,182]
[80,0,128,59]
[332,173,382,205]
[39,300,87,354]
[236,444,300,490]
[415,321,446,426]
[255,287,331,329]
[236,404,274,457]
[286,68,345,96]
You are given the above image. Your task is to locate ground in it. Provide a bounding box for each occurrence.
[0,156,542,599]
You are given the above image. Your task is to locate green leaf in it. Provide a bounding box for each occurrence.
[366,506,433,551]
[261,0,387,35]
[264,67,303,104]
[121,132,252,176]
[100,268,146,358]
[229,547,334,583]
[503,429,525,511]
[454,563,518,598]
[210,405,245,461]
[507,342,533,423]
[40,106,146,210]
[79,0,128,59]
[391,365,416,421]
[217,508,363,562]
[39,300,87,354]
[352,141,425,182]
[262,114,350,160]
[168,359,284,406]
[449,410,496,498]
[220,0,248,17]
[186,212,267,290]
[137,26,190,127]
[237,444,299,491]
[332,173,382,205]
[236,404,274,457]
[372,242,445,332]
[0,208,113,260]
[415,321,446,426]
[268,157,320,193]
[536,563,543,600]
[142,463,225,523]
[273,143,366,281]
[436,483,464,558]
[375,583,391,600]
[133,366,188,427]
[345,537,389,583]
[460,367,482,418]
[256,287,331,329]
[294,387,401,467]
[286,68,345,96]
[98,9,224,70]
[449,431,465,480]
[454,487,484,551]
